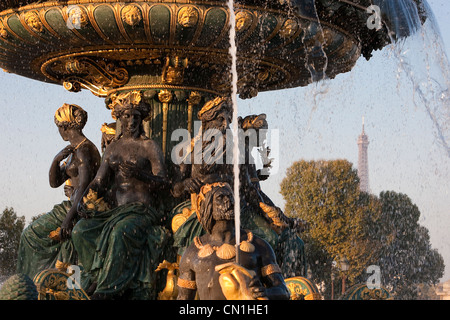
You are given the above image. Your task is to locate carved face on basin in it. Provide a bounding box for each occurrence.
[122,5,142,27]
[25,12,43,33]
[68,6,89,29]
[178,6,199,28]
[235,11,252,32]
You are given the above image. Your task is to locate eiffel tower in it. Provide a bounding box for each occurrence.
[357,117,370,193]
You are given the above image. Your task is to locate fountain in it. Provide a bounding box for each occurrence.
[0,0,439,300]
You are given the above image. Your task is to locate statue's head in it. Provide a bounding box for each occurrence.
[197,182,234,233]
[197,96,232,133]
[239,113,268,146]
[111,91,150,119]
[54,103,87,130]
[240,113,268,131]
[110,91,150,137]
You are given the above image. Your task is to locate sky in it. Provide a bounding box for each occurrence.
[0,0,449,283]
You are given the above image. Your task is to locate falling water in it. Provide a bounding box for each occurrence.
[227,0,240,262]
[377,0,450,156]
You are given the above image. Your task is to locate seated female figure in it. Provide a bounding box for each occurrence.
[71,91,170,300]
[16,104,101,279]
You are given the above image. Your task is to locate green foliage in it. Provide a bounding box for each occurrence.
[280,160,379,288]
[371,191,445,299]
[0,207,25,277]
[280,159,444,300]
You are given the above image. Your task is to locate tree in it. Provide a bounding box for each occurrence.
[280,159,380,298]
[371,191,445,299]
[0,207,25,277]
[280,159,444,300]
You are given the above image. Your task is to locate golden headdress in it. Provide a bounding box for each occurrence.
[108,90,149,120]
[197,96,230,120]
[54,103,87,129]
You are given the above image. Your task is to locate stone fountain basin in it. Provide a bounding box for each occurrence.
[0,0,423,98]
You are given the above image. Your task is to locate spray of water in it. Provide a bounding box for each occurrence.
[227,0,240,263]
[381,0,450,157]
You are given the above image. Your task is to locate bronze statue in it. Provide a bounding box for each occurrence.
[79,91,168,209]
[16,103,101,279]
[172,109,307,278]
[239,113,308,278]
[172,96,233,198]
[71,91,170,300]
[170,96,234,256]
[177,183,290,300]
[239,113,304,231]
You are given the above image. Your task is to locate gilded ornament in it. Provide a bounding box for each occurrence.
[235,11,252,32]
[48,228,61,241]
[63,81,81,93]
[286,282,308,300]
[259,202,288,228]
[188,91,202,105]
[100,122,116,136]
[82,188,110,212]
[197,97,227,120]
[257,69,270,82]
[172,207,195,233]
[158,89,172,156]
[155,260,179,300]
[239,240,255,253]
[360,287,391,300]
[128,90,143,105]
[61,58,129,97]
[215,243,237,260]
[260,264,282,277]
[177,277,197,290]
[305,293,323,300]
[122,5,142,27]
[194,230,255,260]
[279,19,298,38]
[187,91,201,133]
[0,28,8,39]
[34,269,89,300]
[162,56,188,85]
[54,103,76,124]
[67,6,89,29]
[285,277,323,300]
[108,90,142,118]
[158,89,173,103]
[55,260,70,272]
[24,11,44,33]
[215,262,267,300]
[198,243,215,258]
[178,6,199,28]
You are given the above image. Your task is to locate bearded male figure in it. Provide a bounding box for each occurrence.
[170,97,234,256]
[176,183,290,300]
